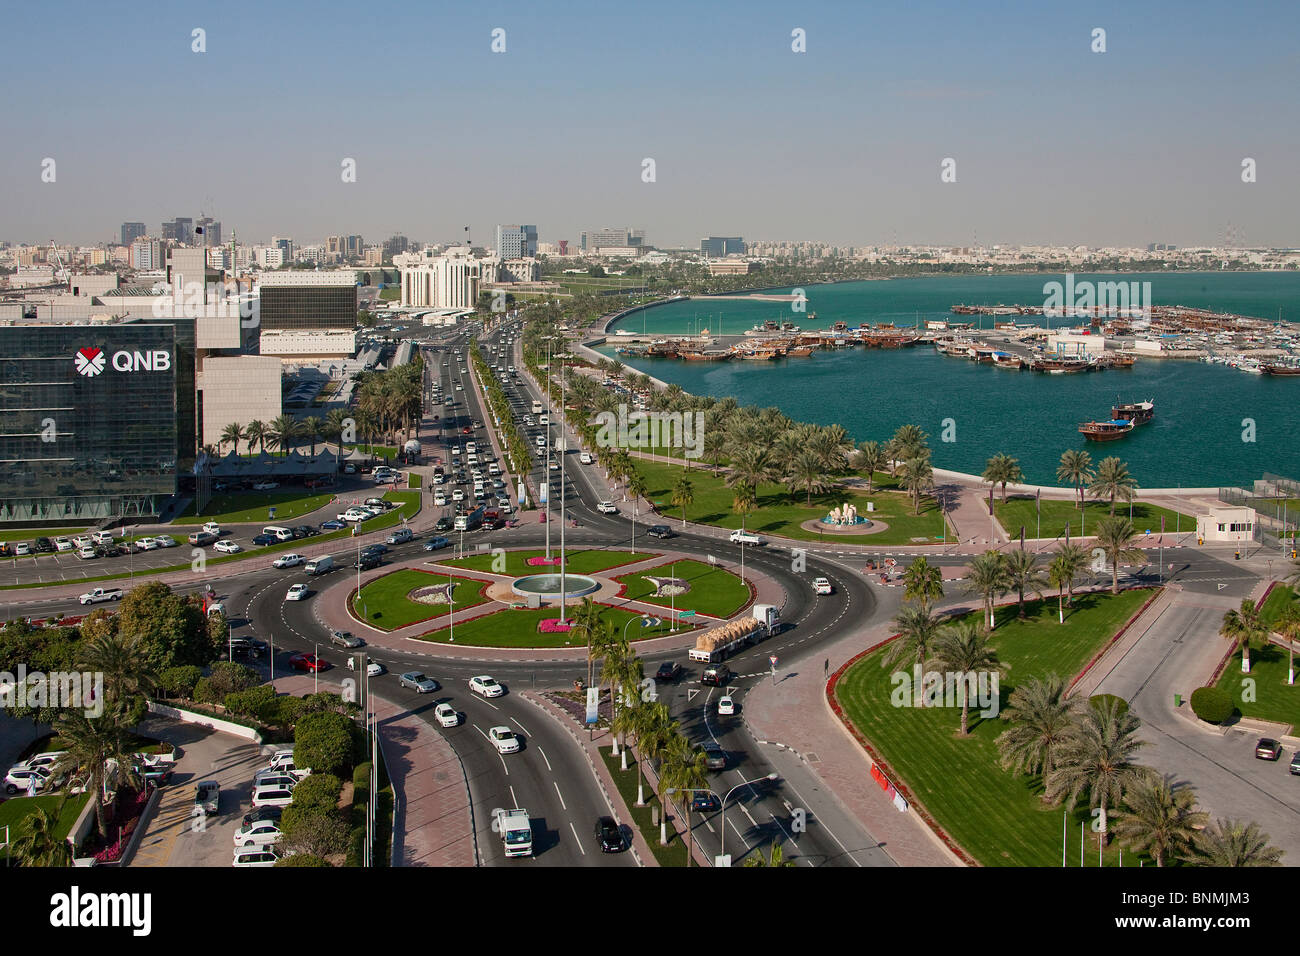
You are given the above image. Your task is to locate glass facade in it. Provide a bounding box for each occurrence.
[0,324,192,524]
[260,285,358,331]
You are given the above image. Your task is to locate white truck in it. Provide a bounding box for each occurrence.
[687,604,781,664]
[79,586,124,605]
[494,807,533,858]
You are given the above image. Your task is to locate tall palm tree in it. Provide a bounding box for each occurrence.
[902,557,944,609]
[731,481,757,532]
[982,453,1023,504]
[899,455,934,515]
[269,415,301,456]
[219,422,244,456]
[52,711,143,841]
[1275,604,1300,685]
[606,646,644,763]
[882,603,945,707]
[1004,549,1049,619]
[927,621,1003,735]
[1220,598,1265,674]
[300,416,324,456]
[77,630,157,721]
[1043,698,1145,846]
[785,448,831,506]
[1056,449,1095,510]
[743,840,796,867]
[965,550,1011,632]
[626,699,667,806]
[662,736,708,866]
[244,419,269,455]
[640,706,680,841]
[725,446,774,500]
[856,440,887,493]
[1112,771,1207,867]
[626,472,648,516]
[671,473,694,528]
[1093,515,1146,595]
[1054,543,1090,610]
[325,407,351,456]
[1183,818,1283,867]
[891,424,929,463]
[11,800,72,866]
[996,674,1082,784]
[1048,552,1077,623]
[1088,456,1138,516]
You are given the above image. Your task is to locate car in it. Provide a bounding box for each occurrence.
[330,630,364,648]
[137,537,158,550]
[717,696,736,716]
[233,819,283,848]
[320,519,346,531]
[387,528,413,545]
[1290,751,1300,775]
[691,791,721,813]
[597,501,618,514]
[488,726,520,754]
[215,540,242,553]
[701,665,731,687]
[242,804,284,828]
[296,525,320,538]
[288,653,327,672]
[579,452,593,465]
[232,846,282,867]
[252,481,279,490]
[154,534,178,548]
[647,525,675,540]
[434,703,461,728]
[813,577,833,595]
[434,492,447,506]
[285,583,310,601]
[399,671,439,693]
[548,462,559,472]
[343,463,357,475]
[202,521,222,535]
[251,533,276,546]
[340,508,372,523]
[273,553,305,568]
[469,675,504,698]
[452,489,465,502]
[4,766,52,795]
[347,657,385,677]
[52,536,73,552]
[363,543,389,556]
[729,530,763,546]
[700,741,727,771]
[77,547,98,560]
[1256,737,1283,760]
[423,536,451,552]
[251,771,300,791]
[434,518,454,533]
[594,816,624,853]
[655,661,682,683]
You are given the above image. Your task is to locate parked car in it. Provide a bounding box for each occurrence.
[1290,752,1300,775]
[594,816,624,853]
[469,675,504,698]
[252,482,279,491]
[399,672,439,693]
[434,703,460,728]
[233,819,283,848]
[194,780,221,817]
[215,540,242,554]
[202,521,222,535]
[154,534,178,548]
[242,806,283,829]
[232,846,282,867]
[251,533,276,545]
[4,766,52,795]
[320,519,346,531]
[1256,738,1283,760]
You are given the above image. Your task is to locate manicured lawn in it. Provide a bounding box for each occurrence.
[173,491,335,525]
[1215,586,1300,731]
[835,588,1152,866]
[993,496,1192,541]
[630,459,948,546]
[614,559,749,618]
[435,548,656,577]
[408,473,422,488]
[599,748,689,866]
[351,569,489,630]
[416,603,684,648]
[0,793,91,859]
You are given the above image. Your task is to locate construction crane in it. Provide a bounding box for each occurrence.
[48,240,70,284]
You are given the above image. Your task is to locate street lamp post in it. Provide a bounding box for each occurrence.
[314,642,319,694]
[720,774,778,861]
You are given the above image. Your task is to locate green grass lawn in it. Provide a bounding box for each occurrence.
[599,748,689,866]
[173,490,335,525]
[1215,586,1300,731]
[415,603,684,648]
[613,559,749,618]
[435,548,656,577]
[408,473,422,488]
[631,459,948,546]
[993,495,1193,541]
[0,793,91,859]
[835,588,1152,866]
[351,569,489,630]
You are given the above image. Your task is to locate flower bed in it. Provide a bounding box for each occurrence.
[538,618,574,633]
[526,556,562,567]
[81,786,152,864]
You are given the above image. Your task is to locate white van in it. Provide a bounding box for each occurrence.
[263,526,294,542]
[466,442,476,455]
[90,530,115,546]
[305,555,334,575]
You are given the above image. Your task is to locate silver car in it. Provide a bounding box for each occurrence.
[399,672,439,694]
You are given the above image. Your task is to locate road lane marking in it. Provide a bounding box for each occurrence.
[537,746,552,772]
[569,821,585,854]
[554,782,567,810]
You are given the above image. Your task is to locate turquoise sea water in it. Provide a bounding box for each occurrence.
[601,273,1300,488]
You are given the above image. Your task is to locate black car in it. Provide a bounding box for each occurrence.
[434,517,454,533]
[356,553,382,571]
[252,533,276,546]
[242,805,283,828]
[594,816,624,853]
[34,537,54,553]
[362,543,389,556]
[691,791,721,813]
[655,661,682,683]
[701,665,731,687]
[647,525,675,539]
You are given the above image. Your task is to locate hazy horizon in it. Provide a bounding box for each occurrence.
[3,0,1297,250]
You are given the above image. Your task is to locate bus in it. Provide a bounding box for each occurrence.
[531,399,544,415]
[454,505,486,532]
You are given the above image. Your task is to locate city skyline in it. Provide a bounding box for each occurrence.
[2,0,1297,249]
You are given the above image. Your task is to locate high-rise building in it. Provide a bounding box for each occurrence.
[582,227,645,252]
[162,217,194,242]
[701,237,745,258]
[495,225,538,260]
[382,235,410,262]
[121,222,146,245]
[399,248,482,309]
[131,238,163,270]
[196,217,221,246]
[257,271,358,357]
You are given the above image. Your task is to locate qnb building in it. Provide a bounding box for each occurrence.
[256,271,358,358]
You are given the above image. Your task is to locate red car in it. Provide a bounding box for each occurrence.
[461,427,472,435]
[289,653,328,673]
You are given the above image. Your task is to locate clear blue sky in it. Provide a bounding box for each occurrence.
[2,0,1297,249]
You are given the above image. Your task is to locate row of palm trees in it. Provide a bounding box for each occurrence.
[982,449,1139,515]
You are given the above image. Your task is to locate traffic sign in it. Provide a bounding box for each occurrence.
[679,609,696,618]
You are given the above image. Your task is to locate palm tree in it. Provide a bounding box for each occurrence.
[640,707,681,842]
[1112,771,1207,867]
[662,736,708,866]
[785,448,831,506]
[1043,698,1145,846]
[626,700,666,806]
[1048,552,1077,623]
[1093,516,1146,595]
[725,446,774,500]
[1220,598,1265,674]
[11,800,72,866]
[1275,604,1300,685]
[1183,818,1283,867]
[882,603,945,707]
[1054,543,1090,610]
[731,481,757,532]
[982,453,1023,504]
[1004,549,1049,619]
[244,419,269,455]
[899,455,934,515]
[325,408,352,455]
[219,422,244,456]
[927,621,1002,735]
[902,557,944,609]
[671,473,694,528]
[891,424,929,463]
[606,646,644,763]
[856,440,887,492]
[52,711,144,842]
[300,416,324,456]
[1056,449,1095,510]
[1088,456,1137,516]
[965,550,1011,632]
[269,415,301,456]
[626,472,648,516]
[77,630,157,721]
[996,674,1082,783]
[743,839,796,867]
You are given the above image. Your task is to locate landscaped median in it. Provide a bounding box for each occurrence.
[1213,584,1300,731]
[829,588,1154,867]
[434,547,656,577]
[992,496,1193,541]
[350,568,490,630]
[414,603,687,648]
[612,558,749,618]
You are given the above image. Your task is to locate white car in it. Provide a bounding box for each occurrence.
[434,492,447,506]
[252,481,279,490]
[434,703,460,728]
[251,783,295,808]
[347,657,385,677]
[597,501,618,514]
[137,537,158,550]
[469,675,504,698]
[202,521,222,535]
[4,766,52,795]
[274,553,305,568]
[729,530,763,546]
[53,537,73,552]
[488,726,520,754]
[71,535,93,550]
[77,547,98,560]
[452,489,465,502]
[233,820,283,848]
[154,534,178,548]
[285,583,310,601]
[813,577,833,595]
[215,540,242,554]
[251,770,300,790]
[232,846,281,867]
[717,696,736,716]
[580,452,593,465]
[340,508,371,522]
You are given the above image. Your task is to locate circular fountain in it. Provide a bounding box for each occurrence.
[819,503,872,529]
[510,573,601,600]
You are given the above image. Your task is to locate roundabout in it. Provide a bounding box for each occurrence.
[509,572,601,600]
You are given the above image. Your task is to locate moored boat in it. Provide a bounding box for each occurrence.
[1112,399,1154,424]
[1262,362,1300,376]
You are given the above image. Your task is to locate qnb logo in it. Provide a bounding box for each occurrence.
[75,348,172,375]
[74,347,106,377]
